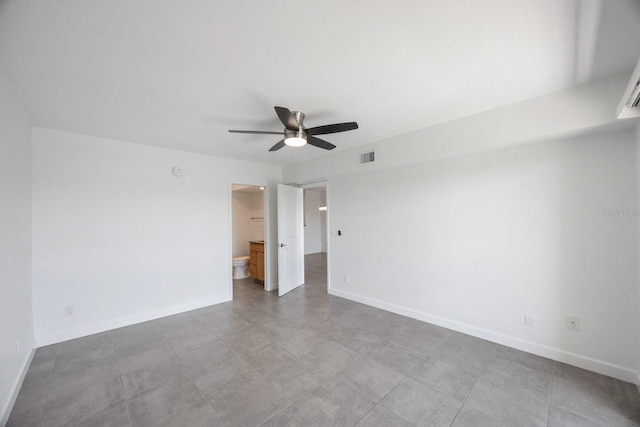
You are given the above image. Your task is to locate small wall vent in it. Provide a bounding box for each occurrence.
[360,151,375,164]
[617,57,640,119]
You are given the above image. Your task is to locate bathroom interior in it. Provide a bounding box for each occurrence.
[231,184,265,289]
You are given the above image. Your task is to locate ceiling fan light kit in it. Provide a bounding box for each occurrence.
[284,129,307,147]
[229,106,358,152]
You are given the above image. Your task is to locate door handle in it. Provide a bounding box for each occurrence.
[279,243,287,247]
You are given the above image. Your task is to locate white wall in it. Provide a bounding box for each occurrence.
[324,130,638,382]
[232,189,264,258]
[0,72,35,424]
[32,128,281,345]
[283,74,640,383]
[304,189,323,254]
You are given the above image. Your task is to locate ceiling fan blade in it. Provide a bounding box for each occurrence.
[274,106,300,130]
[229,130,283,135]
[269,140,286,152]
[306,122,358,136]
[308,136,336,150]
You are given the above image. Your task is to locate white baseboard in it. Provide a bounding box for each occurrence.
[36,296,231,347]
[329,287,638,385]
[0,348,35,427]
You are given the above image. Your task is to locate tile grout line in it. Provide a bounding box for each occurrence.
[118,372,134,427]
[545,360,557,427]
[201,326,295,427]
[36,353,56,427]
[112,331,135,427]
[447,343,498,426]
[371,373,414,426]
[350,403,377,426]
[164,331,227,427]
[366,333,445,427]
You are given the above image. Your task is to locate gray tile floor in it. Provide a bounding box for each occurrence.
[8,253,640,426]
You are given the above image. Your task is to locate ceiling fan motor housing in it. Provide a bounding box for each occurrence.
[291,111,305,128]
[285,111,307,146]
[285,128,306,139]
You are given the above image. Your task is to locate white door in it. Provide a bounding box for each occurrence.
[277,183,304,296]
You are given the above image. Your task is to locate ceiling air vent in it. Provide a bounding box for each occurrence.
[617,58,640,119]
[360,151,375,164]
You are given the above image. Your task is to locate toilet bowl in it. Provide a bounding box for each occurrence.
[232,256,250,279]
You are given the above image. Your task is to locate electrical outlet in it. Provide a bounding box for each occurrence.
[343,274,349,283]
[15,340,20,356]
[566,315,580,331]
[65,305,74,316]
[524,314,535,328]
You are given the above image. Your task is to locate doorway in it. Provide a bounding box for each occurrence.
[231,184,266,298]
[303,183,329,293]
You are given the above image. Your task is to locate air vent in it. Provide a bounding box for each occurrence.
[360,151,375,164]
[626,79,640,108]
[617,58,640,119]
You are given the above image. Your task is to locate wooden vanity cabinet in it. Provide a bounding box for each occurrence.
[249,241,264,283]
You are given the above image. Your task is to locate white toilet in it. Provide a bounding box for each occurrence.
[232,256,250,279]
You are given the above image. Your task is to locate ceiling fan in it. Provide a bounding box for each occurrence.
[229,106,358,151]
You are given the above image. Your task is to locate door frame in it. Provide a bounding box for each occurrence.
[301,181,330,293]
[228,181,272,300]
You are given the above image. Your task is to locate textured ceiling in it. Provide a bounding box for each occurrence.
[1,1,639,165]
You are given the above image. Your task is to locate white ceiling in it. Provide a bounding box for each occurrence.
[1,1,639,165]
